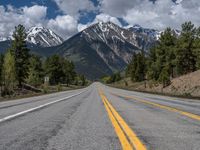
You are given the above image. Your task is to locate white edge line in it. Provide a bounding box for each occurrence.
[0,90,85,123]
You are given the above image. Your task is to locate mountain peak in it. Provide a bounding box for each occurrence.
[26,26,63,47]
[132,24,142,29]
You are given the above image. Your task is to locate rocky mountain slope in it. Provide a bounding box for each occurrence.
[52,22,162,79]
[26,27,63,47]
[53,22,141,79]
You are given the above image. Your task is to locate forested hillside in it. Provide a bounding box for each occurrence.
[0,25,87,97]
[126,21,200,87]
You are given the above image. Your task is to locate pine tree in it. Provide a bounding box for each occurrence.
[11,24,30,88]
[158,66,170,88]
[147,27,176,85]
[129,52,146,82]
[27,55,44,86]
[44,55,64,85]
[80,75,86,86]
[147,46,160,80]
[44,55,77,85]
[126,52,137,77]
[61,58,76,86]
[127,53,138,81]
[176,21,197,75]
[134,52,146,81]
[2,50,16,95]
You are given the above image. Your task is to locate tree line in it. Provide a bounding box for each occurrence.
[0,25,86,96]
[126,21,200,87]
[101,72,122,84]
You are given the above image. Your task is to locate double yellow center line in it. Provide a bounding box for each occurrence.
[113,93,200,122]
[99,90,147,150]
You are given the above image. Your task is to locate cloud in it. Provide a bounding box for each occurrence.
[0,5,78,40]
[23,5,47,22]
[0,5,47,38]
[47,15,78,39]
[1,0,200,40]
[53,0,95,18]
[78,13,122,32]
[99,0,137,17]
[95,13,122,26]
[99,0,200,30]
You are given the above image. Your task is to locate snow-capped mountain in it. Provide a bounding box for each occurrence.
[81,22,158,55]
[26,27,64,47]
[129,24,161,40]
[54,22,156,79]
[81,21,141,64]
[0,22,180,79]
[0,27,63,47]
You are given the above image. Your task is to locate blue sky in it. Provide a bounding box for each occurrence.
[0,0,200,39]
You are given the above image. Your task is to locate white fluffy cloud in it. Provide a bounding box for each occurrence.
[23,5,47,21]
[47,15,78,39]
[0,5,78,39]
[53,0,95,18]
[95,13,122,26]
[99,0,200,30]
[0,5,47,37]
[1,0,200,40]
[99,0,137,17]
[78,13,122,32]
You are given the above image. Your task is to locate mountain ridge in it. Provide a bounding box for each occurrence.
[0,22,180,79]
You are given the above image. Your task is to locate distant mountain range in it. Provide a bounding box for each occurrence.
[0,22,179,79]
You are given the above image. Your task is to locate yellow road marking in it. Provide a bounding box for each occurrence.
[100,92,132,150]
[99,90,147,150]
[113,93,200,121]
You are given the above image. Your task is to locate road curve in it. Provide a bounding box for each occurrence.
[0,82,200,150]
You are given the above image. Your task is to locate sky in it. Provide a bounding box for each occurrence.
[0,0,200,40]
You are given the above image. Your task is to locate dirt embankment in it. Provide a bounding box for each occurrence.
[112,70,200,98]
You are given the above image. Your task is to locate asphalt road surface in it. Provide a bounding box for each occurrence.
[0,82,200,150]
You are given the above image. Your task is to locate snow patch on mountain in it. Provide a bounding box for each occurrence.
[26,27,64,47]
[0,26,64,47]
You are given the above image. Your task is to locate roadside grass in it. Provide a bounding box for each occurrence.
[0,84,87,102]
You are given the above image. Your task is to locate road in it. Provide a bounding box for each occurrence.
[0,83,200,150]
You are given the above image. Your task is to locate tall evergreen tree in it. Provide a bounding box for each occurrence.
[2,50,16,95]
[61,58,76,86]
[11,24,30,88]
[176,21,197,75]
[80,75,86,86]
[147,27,176,84]
[134,52,146,81]
[44,55,64,85]
[27,55,44,86]
[158,66,170,88]
[147,46,159,80]
[128,51,146,82]
[126,52,137,77]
